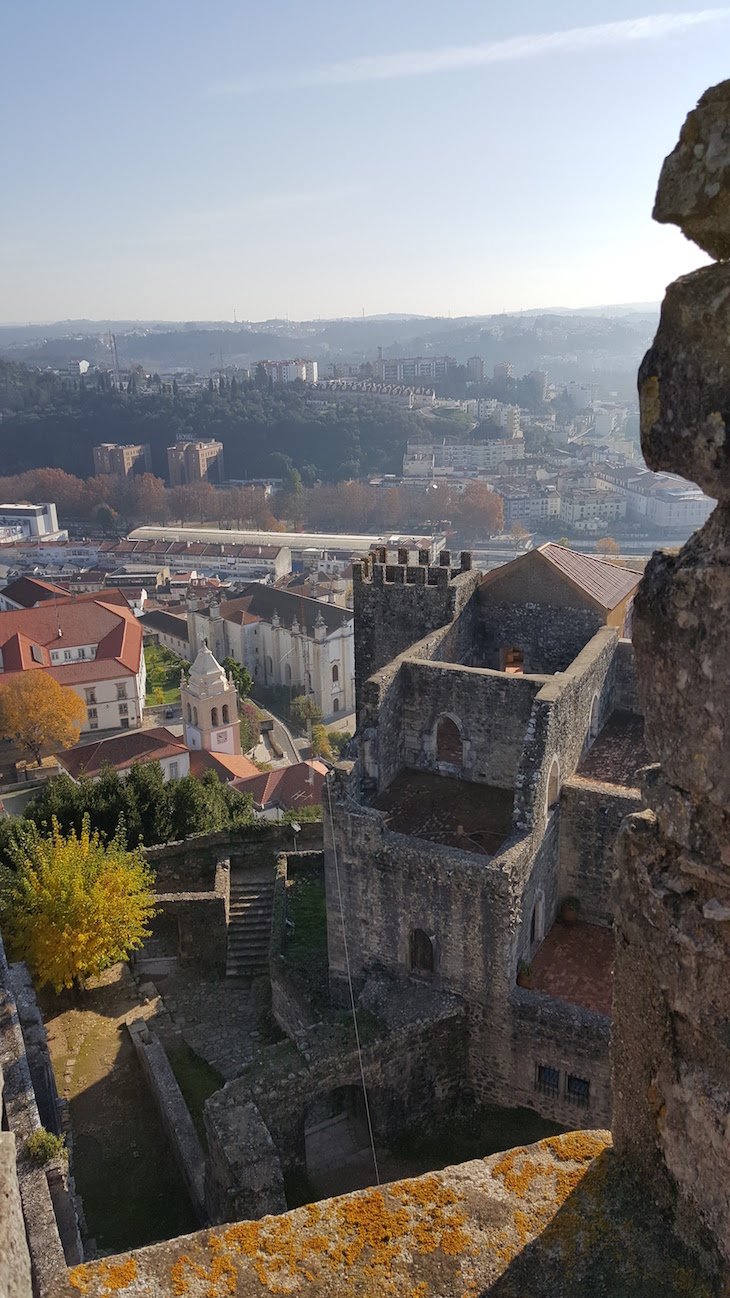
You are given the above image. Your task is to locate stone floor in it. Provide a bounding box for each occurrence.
[528,920,613,1018]
[152,966,280,1081]
[373,771,514,856]
[576,711,650,788]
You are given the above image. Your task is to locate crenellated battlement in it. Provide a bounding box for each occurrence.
[353,548,473,589]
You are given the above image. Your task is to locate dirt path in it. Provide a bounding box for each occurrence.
[40,964,196,1254]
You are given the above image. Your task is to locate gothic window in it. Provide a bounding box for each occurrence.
[211,707,218,727]
[332,664,339,683]
[222,704,229,724]
[409,929,434,975]
[436,715,462,765]
[266,656,273,677]
[285,664,292,683]
[187,704,192,723]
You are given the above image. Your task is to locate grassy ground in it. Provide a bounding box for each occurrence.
[164,1040,224,1149]
[40,965,197,1252]
[144,642,185,706]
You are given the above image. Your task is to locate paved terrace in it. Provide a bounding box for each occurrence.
[373,771,514,856]
[529,921,613,1018]
[576,711,650,788]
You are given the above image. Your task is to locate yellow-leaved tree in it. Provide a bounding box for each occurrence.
[0,673,87,765]
[1,816,156,992]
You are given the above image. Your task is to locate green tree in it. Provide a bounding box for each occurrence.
[311,724,333,761]
[222,657,252,702]
[0,816,156,992]
[290,695,323,730]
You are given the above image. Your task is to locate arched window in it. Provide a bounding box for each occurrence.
[410,929,434,974]
[546,758,560,815]
[436,715,462,765]
[193,707,198,727]
[266,656,273,677]
[211,707,219,727]
[332,664,339,683]
[222,704,229,724]
[500,646,524,674]
[530,892,544,947]
[187,703,192,723]
[333,698,340,713]
[285,664,292,683]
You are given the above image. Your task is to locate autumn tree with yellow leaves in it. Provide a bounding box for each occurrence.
[0,673,86,765]
[1,817,156,991]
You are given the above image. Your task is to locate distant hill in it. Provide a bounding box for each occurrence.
[0,308,657,391]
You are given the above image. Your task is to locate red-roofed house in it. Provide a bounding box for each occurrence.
[0,596,146,734]
[56,727,189,782]
[231,760,326,819]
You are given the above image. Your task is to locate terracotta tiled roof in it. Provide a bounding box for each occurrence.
[0,596,143,682]
[537,544,640,610]
[0,576,69,607]
[231,760,326,810]
[206,585,352,637]
[189,750,260,781]
[57,727,188,780]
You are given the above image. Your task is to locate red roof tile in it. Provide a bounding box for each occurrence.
[57,727,188,779]
[537,544,639,611]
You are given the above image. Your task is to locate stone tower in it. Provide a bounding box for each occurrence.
[352,547,480,716]
[181,644,241,755]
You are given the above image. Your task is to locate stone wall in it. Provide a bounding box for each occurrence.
[9,963,61,1137]
[128,1020,206,1225]
[612,78,730,1276]
[0,935,75,1296]
[559,780,642,926]
[504,991,611,1127]
[401,660,547,789]
[204,1098,286,1225]
[269,852,319,1039]
[476,560,608,674]
[145,822,323,894]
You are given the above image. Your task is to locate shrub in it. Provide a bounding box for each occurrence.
[27,1128,67,1165]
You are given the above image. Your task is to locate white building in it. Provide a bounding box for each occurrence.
[559,490,627,531]
[128,525,443,568]
[0,503,67,543]
[188,585,355,721]
[403,437,524,478]
[181,645,241,755]
[0,594,146,733]
[257,359,318,384]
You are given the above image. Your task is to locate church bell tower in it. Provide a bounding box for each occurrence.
[181,644,241,755]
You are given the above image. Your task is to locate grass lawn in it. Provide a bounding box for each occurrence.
[145,642,185,706]
[283,866,330,1016]
[164,1040,224,1149]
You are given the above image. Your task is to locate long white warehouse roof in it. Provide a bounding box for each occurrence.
[128,526,442,552]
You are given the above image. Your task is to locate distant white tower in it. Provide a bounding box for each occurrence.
[181,644,241,755]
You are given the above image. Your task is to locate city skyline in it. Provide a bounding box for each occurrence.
[2,1,728,322]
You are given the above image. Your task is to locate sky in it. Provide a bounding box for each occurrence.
[2,1,729,323]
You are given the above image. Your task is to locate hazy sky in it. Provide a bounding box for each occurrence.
[2,1,728,323]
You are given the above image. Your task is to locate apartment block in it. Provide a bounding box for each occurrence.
[92,443,152,478]
[167,439,225,487]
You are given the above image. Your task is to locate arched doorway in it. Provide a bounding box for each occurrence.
[410,928,435,974]
[436,715,462,765]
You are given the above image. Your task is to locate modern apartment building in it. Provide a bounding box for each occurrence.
[403,437,525,478]
[467,356,485,381]
[256,359,318,384]
[493,362,515,380]
[372,354,455,383]
[559,490,627,531]
[167,439,225,486]
[92,443,152,478]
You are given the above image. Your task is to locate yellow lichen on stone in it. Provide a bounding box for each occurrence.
[640,373,661,436]
[68,1258,137,1296]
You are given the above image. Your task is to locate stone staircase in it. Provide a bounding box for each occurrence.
[226,868,276,978]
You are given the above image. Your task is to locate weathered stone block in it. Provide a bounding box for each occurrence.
[633,505,730,807]
[639,265,730,499]
[653,77,730,260]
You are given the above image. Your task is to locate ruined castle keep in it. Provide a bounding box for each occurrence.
[326,542,644,1130]
[2,78,730,1298]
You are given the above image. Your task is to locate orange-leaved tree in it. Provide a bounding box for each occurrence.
[596,537,620,556]
[0,673,87,765]
[1,816,156,992]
